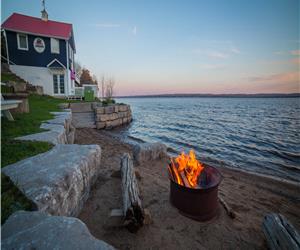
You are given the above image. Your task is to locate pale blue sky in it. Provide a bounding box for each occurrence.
[2,0,299,95]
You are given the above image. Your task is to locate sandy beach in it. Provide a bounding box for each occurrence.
[75,128,300,250]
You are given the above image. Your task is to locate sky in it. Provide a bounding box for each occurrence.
[2,0,300,95]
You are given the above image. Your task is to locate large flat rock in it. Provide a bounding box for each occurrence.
[2,144,101,216]
[16,111,72,144]
[2,211,115,250]
[16,129,67,144]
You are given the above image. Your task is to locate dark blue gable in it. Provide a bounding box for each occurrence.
[6,30,67,67]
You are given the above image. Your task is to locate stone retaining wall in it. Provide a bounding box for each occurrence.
[95,104,132,129]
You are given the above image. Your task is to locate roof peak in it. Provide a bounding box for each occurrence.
[10,12,72,26]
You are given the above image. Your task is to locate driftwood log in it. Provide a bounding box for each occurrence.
[219,196,236,219]
[121,153,145,233]
[262,213,300,250]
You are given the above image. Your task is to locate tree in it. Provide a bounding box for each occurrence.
[74,61,82,76]
[105,77,115,101]
[80,68,94,85]
[100,75,105,101]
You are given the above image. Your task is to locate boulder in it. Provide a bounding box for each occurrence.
[67,124,76,144]
[133,142,168,164]
[104,106,115,114]
[119,105,128,112]
[6,80,27,92]
[2,211,115,250]
[96,122,106,129]
[58,103,70,109]
[96,107,105,114]
[2,144,101,217]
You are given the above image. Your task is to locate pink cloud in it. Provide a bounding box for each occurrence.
[290,50,300,56]
[248,71,299,84]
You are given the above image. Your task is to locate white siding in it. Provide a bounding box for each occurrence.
[9,65,71,96]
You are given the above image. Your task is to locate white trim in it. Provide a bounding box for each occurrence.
[50,38,60,54]
[65,40,70,95]
[17,33,28,51]
[4,28,70,40]
[3,30,10,64]
[47,59,66,69]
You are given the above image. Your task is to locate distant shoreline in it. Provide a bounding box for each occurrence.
[117,93,300,98]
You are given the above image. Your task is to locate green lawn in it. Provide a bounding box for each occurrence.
[1,94,66,224]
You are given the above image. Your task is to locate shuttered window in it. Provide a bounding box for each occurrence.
[51,38,60,54]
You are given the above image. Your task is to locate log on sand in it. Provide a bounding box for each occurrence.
[219,196,236,219]
[262,213,300,250]
[121,153,145,233]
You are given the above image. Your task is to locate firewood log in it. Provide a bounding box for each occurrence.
[180,171,191,188]
[262,213,300,250]
[120,153,145,233]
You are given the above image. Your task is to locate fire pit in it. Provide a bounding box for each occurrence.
[168,150,222,221]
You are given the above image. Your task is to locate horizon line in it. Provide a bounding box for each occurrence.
[116,92,300,98]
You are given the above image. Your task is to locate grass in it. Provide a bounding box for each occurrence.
[1,72,22,82]
[1,94,67,224]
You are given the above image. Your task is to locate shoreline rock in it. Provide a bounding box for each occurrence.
[2,211,115,250]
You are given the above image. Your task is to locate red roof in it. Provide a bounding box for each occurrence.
[2,13,73,40]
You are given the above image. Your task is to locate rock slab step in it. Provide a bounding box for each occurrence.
[1,211,115,250]
[2,144,101,217]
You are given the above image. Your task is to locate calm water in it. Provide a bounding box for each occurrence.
[117,97,300,182]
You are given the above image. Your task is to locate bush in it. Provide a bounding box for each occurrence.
[102,99,115,106]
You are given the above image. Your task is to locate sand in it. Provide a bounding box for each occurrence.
[75,128,300,250]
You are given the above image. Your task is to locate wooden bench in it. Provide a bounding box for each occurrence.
[1,99,22,121]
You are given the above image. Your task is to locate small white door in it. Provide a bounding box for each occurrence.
[53,74,65,95]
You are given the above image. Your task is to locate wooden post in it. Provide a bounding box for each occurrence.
[121,153,145,233]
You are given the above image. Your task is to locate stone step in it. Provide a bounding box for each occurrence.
[2,211,114,250]
[72,112,96,128]
[70,103,94,113]
[2,144,101,217]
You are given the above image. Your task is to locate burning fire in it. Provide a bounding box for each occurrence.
[168,150,204,188]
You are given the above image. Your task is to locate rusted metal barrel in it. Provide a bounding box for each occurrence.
[169,165,222,221]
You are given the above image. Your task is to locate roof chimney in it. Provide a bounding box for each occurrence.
[41,0,48,21]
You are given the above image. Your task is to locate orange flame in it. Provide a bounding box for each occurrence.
[170,150,204,188]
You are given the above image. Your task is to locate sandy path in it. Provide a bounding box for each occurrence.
[75,128,300,250]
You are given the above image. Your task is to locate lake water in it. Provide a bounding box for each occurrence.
[117,97,300,182]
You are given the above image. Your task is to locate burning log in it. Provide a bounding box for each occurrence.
[120,153,145,233]
[263,213,300,250]
[180,171,191,188]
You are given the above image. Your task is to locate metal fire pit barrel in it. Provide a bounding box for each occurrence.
[169,165,222,221]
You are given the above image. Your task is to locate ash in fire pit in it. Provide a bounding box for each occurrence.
[168,150,222,221]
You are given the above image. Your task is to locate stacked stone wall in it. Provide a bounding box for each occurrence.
[95,104,132,129]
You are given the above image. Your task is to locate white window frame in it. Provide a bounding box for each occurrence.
[50,38,60,54]
[53,74,65,95]
[17,33,28,51]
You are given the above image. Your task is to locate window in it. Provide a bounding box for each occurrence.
[59,75,65,93]
[51,38,60,54]
[53,74,65,94]
[17,33,28,50]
